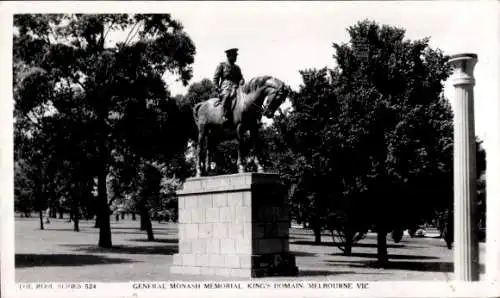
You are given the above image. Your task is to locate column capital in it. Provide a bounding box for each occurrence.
[449,53,478,87]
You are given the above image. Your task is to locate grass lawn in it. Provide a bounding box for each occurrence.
[15,217,485,282]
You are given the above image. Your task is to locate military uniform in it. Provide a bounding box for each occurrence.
[213,48,244,121]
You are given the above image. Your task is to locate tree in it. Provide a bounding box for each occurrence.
[13,63,58,230]
[13,14,196,247]
[331,20,453,264]
[265,68,341,244]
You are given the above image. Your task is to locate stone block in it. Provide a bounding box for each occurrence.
[206,208,219,223]
[243,221,252,238]
[239,255,251,268]
[253,224,266,239]
[240,207,252,222]
[228,222,244,238]
[282,239,290,252]
[212,193,227,207]
[256,239,283,254]
[225,254,240,268]
[242,191,252,206]
[230,268,251,278]
[179,209,191,224]
[192,239,206,254]
[227,192,243,207]
[264,223,279,238]
[170,265,184,275]
[178,197,185,209]
[220,239,236,254]
[219,207,235,222]
[183,266,201,275]
[207,177,230,189]
[200,267,216,275]
[185,224,199,240]
[196,254,210,267]
[215,268,231,276]
[198,194,213,208]
[198,223,213,238]
[182,254,196,266]
[185,197,198,209]
[209,254,225,267]
[179,241,192,254]
[172,173,298,278]
[173,254,183,266]
[191,208,206,223]
[278,222,290,237]
[213,223,228,239]
[206,239,220,254]
[235,237,251,254]
[177,224,186,238]
[229,175,246,187]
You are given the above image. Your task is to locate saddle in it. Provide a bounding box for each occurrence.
[213,93,238,111]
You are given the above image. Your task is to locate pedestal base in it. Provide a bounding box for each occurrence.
[171,253,298,278]
[170,173,298,278]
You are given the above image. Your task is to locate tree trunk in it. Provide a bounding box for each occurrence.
[73,206,80,232]
[376,229,388,266]
[97,168,112,248]
[94,214,100,228]
[121,212,125,220]
[132,213,136,221]
[71,195,80,232]
[58,208,64,219]
[144,212,155,241]
[344,228,353,256]
[50,208,56,218]
[115,213,119,222]
[312,221,322,244]
[38,209,44,230]
[140,212,147,230]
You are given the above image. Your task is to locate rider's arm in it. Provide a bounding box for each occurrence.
[213,63,223,89]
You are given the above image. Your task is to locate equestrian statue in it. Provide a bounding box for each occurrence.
[193,48,290,177]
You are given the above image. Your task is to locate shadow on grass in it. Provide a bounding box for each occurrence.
[291,240,413,249]
[298,270,388,276]
[62,244,178,255]
[326,260,485,273]
[329,252,438,260]
[128,238,178,244]
[15,254,135,268]
[109,226,176,231]
[290,251,317,257]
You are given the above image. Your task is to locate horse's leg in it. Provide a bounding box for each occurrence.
[250,124,264,173]
[236,123,245,173]
[205,133,211,174]
[196,125,206,177]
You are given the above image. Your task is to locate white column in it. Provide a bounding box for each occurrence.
[449,53,480,281]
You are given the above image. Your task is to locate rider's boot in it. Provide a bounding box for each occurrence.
[222,97,231,123]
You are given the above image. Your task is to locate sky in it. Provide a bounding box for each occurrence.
[105,1,497,143]
[7,1,500,143]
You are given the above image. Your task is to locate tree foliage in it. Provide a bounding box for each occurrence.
[269,20,467,262]
[13,14,196,247]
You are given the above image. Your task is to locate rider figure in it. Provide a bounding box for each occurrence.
[213,48,245,123]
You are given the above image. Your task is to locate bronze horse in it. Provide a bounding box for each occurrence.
[193,76,289,177]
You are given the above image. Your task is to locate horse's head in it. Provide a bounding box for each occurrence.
[262,78,289,118]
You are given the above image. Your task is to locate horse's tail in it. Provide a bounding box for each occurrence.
[193,101,203,124]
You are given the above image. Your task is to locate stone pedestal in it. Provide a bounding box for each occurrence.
[170,173,298,278]
[449,53,480,281]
